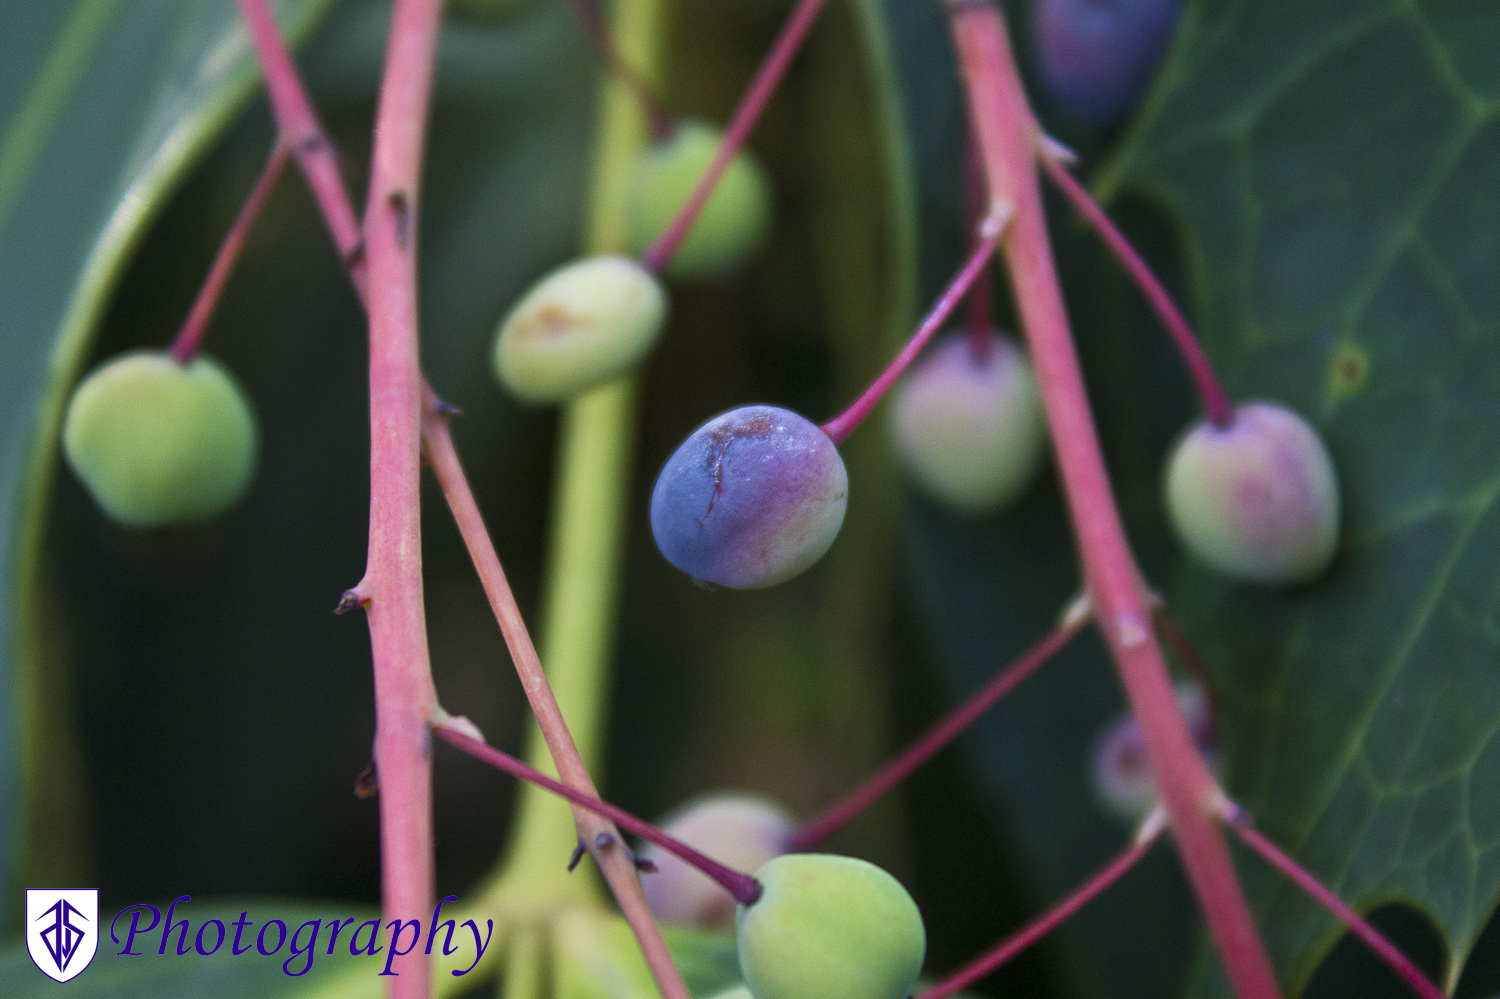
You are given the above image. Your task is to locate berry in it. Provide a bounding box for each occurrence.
[1090,680,1217,823]
[641,794,794,929]
[737,854,925,999]
[626,121,772,279]
[1164,401,1340,585]
[492,255,667,403]
[1031,0,1182,126]
[62,351,258,528]
[706,990,753,999]
[651,405,847,589]
[889,331,1047,512]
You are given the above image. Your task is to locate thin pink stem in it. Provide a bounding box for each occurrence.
[1225,813,1445,999]
[918,820,1164,999]
[236,0,368,301]
[558,0,674,141]
[236,7,691,994]
[963,130,995,360]
[949,5,1280,997]
[820,231,1000,444]
[169,144,291,362]
[1039,154,1233,427]
[640,0,828,272]
[360,0,445,993]
[792,619,1080,850]
[436,725,762,906]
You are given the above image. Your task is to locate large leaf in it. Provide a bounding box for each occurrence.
[1105,0,1500,993]
[0,0,337,924]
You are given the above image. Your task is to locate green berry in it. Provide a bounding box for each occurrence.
[626,121,772,280]
[62,351,258,528]
[737,854,925,999]
[641,793,794,929]
[493,255,668,403]
[889,331,1047,512]
[706,989,753,999]
[1164,401,1340,584]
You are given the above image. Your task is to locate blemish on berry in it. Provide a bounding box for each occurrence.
[1329,343,1369,398]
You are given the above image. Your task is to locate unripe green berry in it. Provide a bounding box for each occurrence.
[737,854,925,999]
[493,255,667,403]
[1164,401,1340,584]
[626,121,772,280]
[889,331,1047,512]
[641,793,794,929]
[62,351,258,528]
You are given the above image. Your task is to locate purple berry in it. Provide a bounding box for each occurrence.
[889,331,1047,512]
[1164,401,1341,585]
[640,793,794,929]
[1090,680,1218,823]
[650,405,848,589]
[1032,0,1182,126]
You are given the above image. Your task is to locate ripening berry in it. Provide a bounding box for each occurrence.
[1164,401,1340,585]
[650,405,847,589]
[626,121,772,279]
[889,331,1047,512]
[1032,0,1182,126]
[641,794,794,929]
[1090,680,1217,823]
[737,854,925,999]
[62,351,258,528]
[492,255,667,403]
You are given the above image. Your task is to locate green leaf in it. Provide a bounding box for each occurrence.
[1106,1,1500,993]
[0,0,337,924]
[0,900,374,997]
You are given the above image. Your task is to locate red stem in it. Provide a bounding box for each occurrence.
[235,0,368,303]
[820,230,1000,445]
[918,817,1164,999]
[435,726,763,906]
[963,130,995,360]
[169,144,291,362]
[558,0,675,141]
[949,5,1281,997]
[640,0,828,272]
[792,619,1080,850]
[1038,154,1233,427]
[1225,813,1446,999]
[359,0,446,993]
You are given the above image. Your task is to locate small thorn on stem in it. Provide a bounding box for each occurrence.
[354,761,378,799]
[1038,132,1077,165]
[341,239,366,270]
[568,841,588,873]
[433,398,462,418]
[388,190,412,252]
[335,587,370,615]
[1058,591,1093,631]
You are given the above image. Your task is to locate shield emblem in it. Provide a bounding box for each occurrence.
[26,889,98,983]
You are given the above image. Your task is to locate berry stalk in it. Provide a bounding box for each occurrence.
[963,130,996,360]
[1038,152,1233,427]
[435,724,763,906]
[792,608,1083,850]
[168,143,290,363]
[640,0,829,272]
[947,4,1281,997]
[358,0,446,993]
[821,227,1002,445]
[919,812,1165,999]
[1222,808,1445,999]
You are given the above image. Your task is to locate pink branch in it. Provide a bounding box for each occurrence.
[792,617,1081,850]
[963,130,995,359]
[948,4,1280,997]
[918,817,1165,999]
[640,0,828,272]
[235,0,368,302]
[169,144,291,362]
[820,229,1001,444]
[436,725,762,905]
[1038,154,1232,427]
[1224,812,1445,999]
[358,0,446,993]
